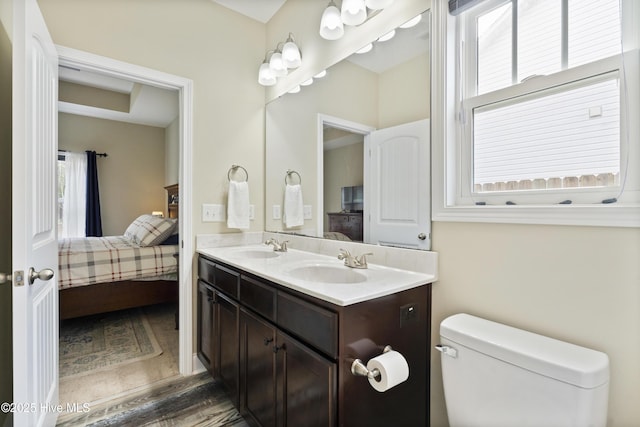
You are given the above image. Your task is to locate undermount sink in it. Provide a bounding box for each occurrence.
[285,264,367,284]
[228,249,281,259]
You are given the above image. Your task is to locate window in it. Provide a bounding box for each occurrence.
[58,151,87,238]
[431,0,640,225]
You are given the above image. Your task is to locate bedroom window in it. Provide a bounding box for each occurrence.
[449,0,639,209]
[58,151,87,238]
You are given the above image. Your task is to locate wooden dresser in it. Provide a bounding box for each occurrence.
[327,212,363,241]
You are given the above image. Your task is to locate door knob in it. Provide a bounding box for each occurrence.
[0,272,11,284]
[28,267,54,285]
[418,233,427,240]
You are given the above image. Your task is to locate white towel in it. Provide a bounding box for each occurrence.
[284,184,304,228]
[227,180,250,229]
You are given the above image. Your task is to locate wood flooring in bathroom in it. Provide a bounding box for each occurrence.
[57,372,249,427]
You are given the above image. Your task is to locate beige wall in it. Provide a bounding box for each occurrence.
[429,223,640,426]
[59,113,166,235]
[379,52,430,128]
[0,11,12,426]
[39,0,267,239]
[165,117,179,187]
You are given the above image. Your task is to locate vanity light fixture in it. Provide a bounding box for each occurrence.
[300,78,314,86]
[314,69,327,78]
[341,0,367,26]
[258,55,277,86]
[258,34,303,86]
[320,0,395,41]
[282,33,302,68]
[356,43,373,54]
[288,85,301,94]
[399,14,422,28]
[377,29,396,42]
[320,0,344,40]
[365,0,394,9]
[269,45,288,77]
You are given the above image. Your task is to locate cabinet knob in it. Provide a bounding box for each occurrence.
[264,337,274,346]
[273,344,285,353]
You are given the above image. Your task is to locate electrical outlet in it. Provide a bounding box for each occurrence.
[303,205,312,220]
[272,205,281,220]
[400,303,419,328]
[202,204,225,222]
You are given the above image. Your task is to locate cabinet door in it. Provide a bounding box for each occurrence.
[197,280,216,374]
[217,291,239,407]
[277,331,336,427]
[241,310,277,427]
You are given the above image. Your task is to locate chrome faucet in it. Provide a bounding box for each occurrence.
[338,249,373,269]
[265,238,288,252]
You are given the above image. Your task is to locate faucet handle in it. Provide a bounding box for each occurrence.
[356,252,373,266]
[337,248,351,261]
[280,241,289,252]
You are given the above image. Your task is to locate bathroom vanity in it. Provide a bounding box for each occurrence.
[197,245,434,427]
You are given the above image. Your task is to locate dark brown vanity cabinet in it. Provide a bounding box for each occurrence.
[198,254,431,427]
[240,308,336,427]
[197,257,240,406]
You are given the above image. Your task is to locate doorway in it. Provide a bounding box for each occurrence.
[56,46,194,392]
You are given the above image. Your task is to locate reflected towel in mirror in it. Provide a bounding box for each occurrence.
[227,180,250,229]
[284,184,304,228]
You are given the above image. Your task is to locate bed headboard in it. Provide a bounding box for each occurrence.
[164,184,179,219]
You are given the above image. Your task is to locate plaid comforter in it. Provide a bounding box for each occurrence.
[58,236,179,289]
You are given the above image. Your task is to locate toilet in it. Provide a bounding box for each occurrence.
[437,313,610,427]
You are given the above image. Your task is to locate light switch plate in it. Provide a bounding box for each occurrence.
[272,205,281,220]
[249,205,255,220]
[303,205,312,220]
[202,204,225,222]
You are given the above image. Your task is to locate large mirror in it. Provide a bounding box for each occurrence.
[266,10,431,250]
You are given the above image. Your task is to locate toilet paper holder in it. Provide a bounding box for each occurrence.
[350,345,393,379]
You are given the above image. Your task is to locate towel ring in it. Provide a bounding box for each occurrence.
[285,169,302,185]
[228,164,249,182]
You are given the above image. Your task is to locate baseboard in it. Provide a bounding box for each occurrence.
[192,353,206,374]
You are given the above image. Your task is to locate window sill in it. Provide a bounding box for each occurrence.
[432,203,640,228]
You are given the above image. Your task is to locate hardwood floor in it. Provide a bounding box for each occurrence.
[57,372,249,427]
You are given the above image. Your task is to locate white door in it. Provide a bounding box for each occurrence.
[12,0,59,426]
[366,119,430,250]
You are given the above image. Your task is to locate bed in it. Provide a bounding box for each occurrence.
[58,187,180,320]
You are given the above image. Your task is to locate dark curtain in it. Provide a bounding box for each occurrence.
[85,150,103,237]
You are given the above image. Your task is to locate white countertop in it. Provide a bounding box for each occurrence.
[197,244,435,306]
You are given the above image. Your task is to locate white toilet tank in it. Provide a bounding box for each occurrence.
[438,313,609,427]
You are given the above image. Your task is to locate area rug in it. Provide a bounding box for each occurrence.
[59,308,163,379]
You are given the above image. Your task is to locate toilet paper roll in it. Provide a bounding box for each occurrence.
[366,350,409,392]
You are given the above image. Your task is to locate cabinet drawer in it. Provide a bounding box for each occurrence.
[198,256,216,285]
[277,292,338,359]
[215,264,240,299]
[240,275,276,321]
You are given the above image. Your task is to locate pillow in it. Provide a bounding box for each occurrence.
[124,215,177,247]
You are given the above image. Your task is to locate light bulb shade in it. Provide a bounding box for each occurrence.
[365,0,394,9]
[356,43,373,54]
[377,29,396,42]
[399,14,422,29]
[341,0,367,26]
[314,70,327,78]
[288,85,301,94]
[282,40,302,68]
[320,3,344,40]
[300,78,313,86]
[269,52,288,77]
[258,62,276,86]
